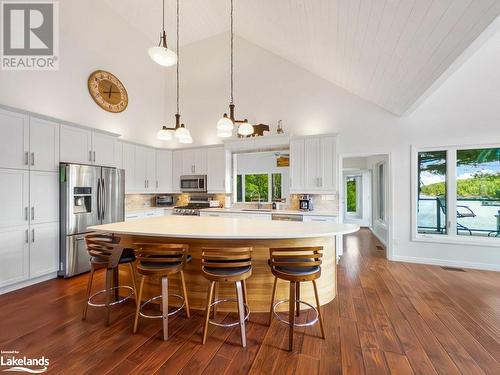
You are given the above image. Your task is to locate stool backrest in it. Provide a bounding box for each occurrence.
[134,243,188,266]
[85,234,123,268]
[269,246,323,269]
[201,247,252,271]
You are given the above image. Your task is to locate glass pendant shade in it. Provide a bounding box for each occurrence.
[217,114,234,132]
[217,128,233,138]
[175,125,190,140]
[179,134,193,144]
[157,126,173,140]
[237,121,254,136]
[148,46,177,67]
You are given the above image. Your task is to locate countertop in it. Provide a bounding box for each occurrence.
[125,207,173,214]
[88,215,358,239]
[199,208,338,217]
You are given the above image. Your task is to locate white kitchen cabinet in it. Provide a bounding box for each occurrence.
[92,132,117,167]
[29,117,60,172]
[172,151,183,193]
[60,125,93,164]
[290,135,338,194]
[29,222,59,278]
[0,169,29,229]
[181,149,207,175]
[303,215,338,222]
[122,142,136,193]
[207,147,231,193]
[156,150,173,192]
[134,146,156,192]
[30,171,59,224]
[0,226,29,287]
[145,148,156,193]
[0,108,29,170]
[290,138,305,192]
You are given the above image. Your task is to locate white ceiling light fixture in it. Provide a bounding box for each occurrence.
[156,0,192,144]
[149,0,177,67]
[216,0,254,138]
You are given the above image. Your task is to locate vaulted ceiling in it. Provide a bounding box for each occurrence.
[104,0,500,115]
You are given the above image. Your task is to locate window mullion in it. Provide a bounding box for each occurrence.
[447,149,457,237]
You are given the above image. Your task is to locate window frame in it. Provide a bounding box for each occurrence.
[411,144,500,247]
[236,172,283,203]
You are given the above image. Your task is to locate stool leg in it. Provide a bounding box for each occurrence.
[133,276,145,334]
[235,281,247,348]
[312,279,325,339]
[296,282,300,317]
[288,281,296,351]
[180,270,190,318]
[105,268,114,326]
[242,280,248,306]
[161,276,169,341]
[212,282,218,319]
[82,265,95,320]
[268,276,278,326]
[202,281,215,344]
[128,263,138,308]
[113,266,120,302]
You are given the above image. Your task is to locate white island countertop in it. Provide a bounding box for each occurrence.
[88,215,358,240]
[199,208,338,217]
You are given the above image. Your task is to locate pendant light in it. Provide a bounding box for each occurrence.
[216,0,254,138]
[149,0,177,67]
[156,0,192,143]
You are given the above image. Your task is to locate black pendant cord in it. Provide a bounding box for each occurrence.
[176,0,179,116]
[162,0,165,32]
[230,0,234,105]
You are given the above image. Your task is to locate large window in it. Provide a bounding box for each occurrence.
[415,146,500,239]
[346,177,357,213]
[236,173,283,203]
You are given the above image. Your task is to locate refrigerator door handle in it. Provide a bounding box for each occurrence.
[101,177,106,221]
[96,177,101,221]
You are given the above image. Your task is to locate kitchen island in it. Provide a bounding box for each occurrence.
[89,216,358,312]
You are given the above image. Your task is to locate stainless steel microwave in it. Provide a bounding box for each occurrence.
[180,175,207,192]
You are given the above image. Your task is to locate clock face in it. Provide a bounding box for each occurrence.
[88,70,128,113]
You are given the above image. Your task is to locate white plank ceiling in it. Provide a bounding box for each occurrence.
[104,0,500,115]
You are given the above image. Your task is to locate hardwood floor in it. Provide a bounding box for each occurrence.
[1,228,500,374]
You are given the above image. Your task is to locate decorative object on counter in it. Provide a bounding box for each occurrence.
[277,120,284,134]
[247,124,270,137]
[299,194,314,211]
[87,70,128,113]
[276,152,290,167]
[216,0,255,138]
[148,0,177,67]
[209,199,221,208]
[156,0,192,143]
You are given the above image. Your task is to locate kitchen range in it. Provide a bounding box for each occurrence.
[173,196,211,216]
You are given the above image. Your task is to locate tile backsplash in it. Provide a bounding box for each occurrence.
[289,194,339,213]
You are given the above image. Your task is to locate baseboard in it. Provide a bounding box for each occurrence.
[369,227,387,246]
[391,255,500,272]
[0,272,58,295]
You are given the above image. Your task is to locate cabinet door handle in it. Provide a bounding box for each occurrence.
[93,151,96,162]
[156,180,158,189]
[32,228,35,243]
[24,152,29,165]
[25,207,28,221]
[31,152,34,166]
[31,206,35,221]
[89,150,92,162]
[25,229,29,243]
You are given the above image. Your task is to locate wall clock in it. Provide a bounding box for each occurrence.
[87,70,128,113]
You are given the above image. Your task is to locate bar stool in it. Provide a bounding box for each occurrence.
[268,246,325,351]
[133,243,191,341]
[82,234,137,325]
[201,247,252,347]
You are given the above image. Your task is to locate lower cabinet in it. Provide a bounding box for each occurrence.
[29,222,59,279]
[302,215,338,222]
[0,226,29,288]
[200,211,272,220]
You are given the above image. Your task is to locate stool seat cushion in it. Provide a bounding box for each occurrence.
[139,261,182,269]
[119,248,136,264]
[203,266,251,276]
[269,258,320,276]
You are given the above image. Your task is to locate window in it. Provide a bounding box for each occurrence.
[236,173,283,203]
[378,163,385,222]
[417,151,447,234]
[415,146,500,240]
[346,177,357,213]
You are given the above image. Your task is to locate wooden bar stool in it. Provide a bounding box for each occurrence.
[82,234,137,325]
[133,243,191,341]
[201,247,252,347]
[268,246,325,351]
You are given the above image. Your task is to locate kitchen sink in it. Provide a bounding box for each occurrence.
[241,209,272,212]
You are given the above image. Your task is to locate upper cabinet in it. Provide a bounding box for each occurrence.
[122,142,136,193]
[181,148,207,175]
[207,147,231,193]
[30,117,60,172]
[172,151,183,193]
[60,125,118,167]
[290,135,338,194]
[156,150,173,193]
[134,146,156,192]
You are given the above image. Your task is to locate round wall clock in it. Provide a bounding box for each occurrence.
[87,70,128,113]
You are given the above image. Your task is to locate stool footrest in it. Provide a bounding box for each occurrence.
[88,286,134,307]
[139,294,185,319]
[209,298,250,327]
[272,299,319,327]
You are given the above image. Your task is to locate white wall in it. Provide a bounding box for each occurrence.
[0,0,166,147]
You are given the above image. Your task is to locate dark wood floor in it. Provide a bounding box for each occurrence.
[1,228,500,374]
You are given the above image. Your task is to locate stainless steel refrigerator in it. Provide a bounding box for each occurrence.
[59,163,125,277]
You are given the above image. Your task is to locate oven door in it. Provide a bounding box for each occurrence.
[180,175,207,192]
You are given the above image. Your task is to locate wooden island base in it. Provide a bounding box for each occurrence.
[116,235,336,313]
